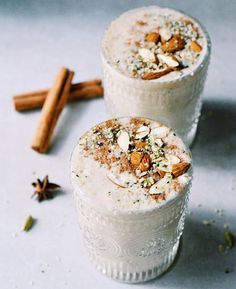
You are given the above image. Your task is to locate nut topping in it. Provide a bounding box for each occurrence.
[107,172,127,188]
[172,162,191,178]
[138,48,156,63]
[130,151,142,166]
[190,41,202,52]
[161,35,185,53]
[140,154,151,172]
[117,131,130,152]
[159,27,172,42]
[145,32,160,43]
[135,125,150,139]
[142,67,177,80]
[150,126,170,138]
[157,54,179,67]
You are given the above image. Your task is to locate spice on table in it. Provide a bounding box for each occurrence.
[225,231,235,249]
[13,79,103,112]
[22,215,34,232]
[31,67,74,153]
[32,175,60,202]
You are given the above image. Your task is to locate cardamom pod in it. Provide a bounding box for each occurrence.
[22,215,34,232]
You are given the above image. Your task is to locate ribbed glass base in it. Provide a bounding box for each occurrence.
[89,240,179,283]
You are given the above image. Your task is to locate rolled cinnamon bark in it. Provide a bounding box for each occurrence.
[31,67,74,153]
[13,79,103,111]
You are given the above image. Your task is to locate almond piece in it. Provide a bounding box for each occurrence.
[149,176,169,194]
[157,54,179,67]
[190,41,202,52]
[135,125,150,139]
[142,67,177,80]
[135,141,146,149]
[172,162,191,178]
[159,27,172,42]
[145,32,160,44]
[161,35,185,53]
[130,151,142,166]
[138,48,156,63]
[140,154,151,172]
[117,131,130,152]
[150,193,166,202]
[157,169,166,178]
[107,172,127,188]
[150,126,170,138]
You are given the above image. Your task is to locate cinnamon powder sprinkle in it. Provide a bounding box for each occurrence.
[79,117,191,203]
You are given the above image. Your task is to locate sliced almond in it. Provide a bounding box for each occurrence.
[142,67,177,80]
[117,131,130,152]
[135,125,150,139]
[161,35,185,53]
[190,41,202,53]
[130,151,142,166]
[150,126,169,138]
[149,176,169,195]
[157,54,179,67]
[172,162,191,178]
[140,154,151,172]
[159,27,172,42]
[138,48,156,63]
[145,32,160,44]
[107,172,127,188]
[166,154,180,165]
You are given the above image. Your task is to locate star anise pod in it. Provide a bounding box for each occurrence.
[32,175,60,202]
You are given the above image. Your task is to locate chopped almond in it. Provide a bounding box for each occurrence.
[161,35,185,53]
[157,169,166,178]
[190,41,202,52]
[135,141,146,149]
[145,32,160,44]
[130,151,142,166]
[140,154,151,172]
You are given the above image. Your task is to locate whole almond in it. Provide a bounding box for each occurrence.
[172,162,191,178]
[142,67,177,80]
[161,35,185,53]
[190,41,202,52]
[140,154,151,172]
[145,32,160,44]
[130,151,142,166]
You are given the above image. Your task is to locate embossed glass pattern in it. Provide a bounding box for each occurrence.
[72,180,191,283]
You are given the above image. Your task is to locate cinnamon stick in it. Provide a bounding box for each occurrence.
[13,79,103,111]
[31,67,74,153]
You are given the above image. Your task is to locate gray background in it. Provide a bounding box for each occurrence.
[0,0,236,288]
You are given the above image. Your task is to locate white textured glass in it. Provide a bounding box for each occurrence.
[72,177,192,283]
[101,10,211,146]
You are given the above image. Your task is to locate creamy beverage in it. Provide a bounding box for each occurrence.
[71,117,192,282]
[101,6,211,145]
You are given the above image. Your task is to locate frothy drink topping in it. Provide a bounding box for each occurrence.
[102,7,207,80]
[71,117,191,212]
